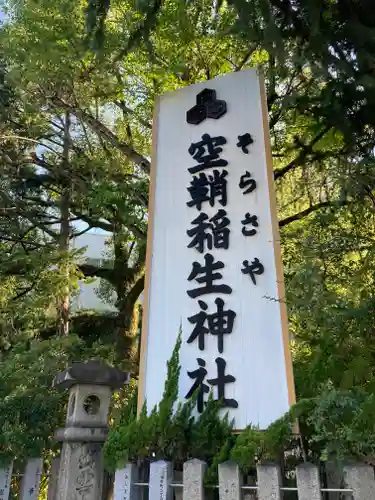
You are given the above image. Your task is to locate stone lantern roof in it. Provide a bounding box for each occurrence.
[53,359,129,390]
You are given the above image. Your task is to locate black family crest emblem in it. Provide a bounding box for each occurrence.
[186,89,227,125]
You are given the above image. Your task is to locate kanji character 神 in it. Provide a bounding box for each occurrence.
[187,297,236,353]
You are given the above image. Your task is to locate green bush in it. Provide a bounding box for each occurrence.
[104,333,375,476]
[103,330,233,475]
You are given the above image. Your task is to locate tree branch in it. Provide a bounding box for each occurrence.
[114,101,152,130]
[71,210,114,233]
[26,216,59,239]
[129,273,145,303]
[0,234,47,250]
[71,208,145,240]
[113,0,163,64]
[11,281,38,301]
[235,45,258,71]
[279,199,348,227]
[78,264,116,284]
[0,189,59,239]
[71,226,93,239]
[274,126,332,180]
[51,97,151,175]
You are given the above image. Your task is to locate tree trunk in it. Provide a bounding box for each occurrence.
[115,281,143,366]
[58,111,71,337]
[111,230,145,366]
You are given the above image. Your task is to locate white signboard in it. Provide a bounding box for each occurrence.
[139,69,295,429]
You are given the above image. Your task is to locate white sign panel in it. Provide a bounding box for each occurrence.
[139,69,295,429]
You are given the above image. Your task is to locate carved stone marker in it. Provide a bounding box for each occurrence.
[114,464,139,500]
[20,458,43,500]
[149,461,172,500]
[183,459,206,500]
[0,463,13,500]
[218,461,242,500]
[344,464,375,500]
[257,463,282,500]
[296,463,322,500]
[53,360,129,500]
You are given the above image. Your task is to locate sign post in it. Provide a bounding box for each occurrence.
[139,69,295,429]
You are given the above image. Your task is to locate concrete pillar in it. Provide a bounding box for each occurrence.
[296,463,322,500]
[257,463,281,500]
[53,360,129,500]
[183,459,206,500]
[149,461,172,500]
[344,464,375,500]
[218,461,242,500]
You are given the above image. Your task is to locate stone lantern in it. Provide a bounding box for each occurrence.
[53,360,129,500]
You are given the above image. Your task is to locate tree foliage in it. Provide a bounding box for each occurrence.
[103,332,233,481]
[0,334,113,466]
[81,0,375,401]
[0,0,374,466]
[105,339,375,481]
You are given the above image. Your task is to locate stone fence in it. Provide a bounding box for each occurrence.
[113,459,375,500]
[2,363,374,499]
[1,456,375,499]
[0,457,58,500]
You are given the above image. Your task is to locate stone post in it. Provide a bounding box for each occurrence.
[148,461,172,500]
[20,458,43,500]
[256,463,282,500]
[0,462,13,500]
[53,360,129,500]
[343,464,375,500]
[296,463,322,500]
[218,461,242,500]
[183,459,206,500]
[114,464,139,500]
